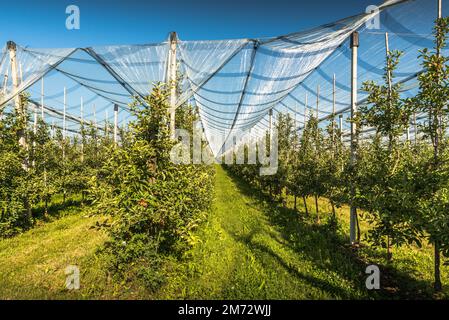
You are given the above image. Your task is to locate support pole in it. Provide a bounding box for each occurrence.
[385,33,393,99]
[93,104,97,129]
[114,104,119,145]
[41,77,45,120]
[333,74,336,142]
[316,85,320,118]
[438,0,442,19]
[350,32,359,245]
[414,112,417,145]
[333,74,336,115]
[2,68,8,94]
[105,110,109,137]
[33,104,37,135]
[339,114,343,143]
[80,96,84,162]
[63,86,67,140]
[168,32,178,139]
[7,41,26,150]
[269,109,273,137]
[304,93,308,125]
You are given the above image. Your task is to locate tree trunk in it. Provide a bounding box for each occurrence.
[315,195,320,224]
[331,201,336,218]
[387,235,392,262]
[294,195,297,211]
[434,242,442,292]
[355,208,361,243]
[303,196,308,216]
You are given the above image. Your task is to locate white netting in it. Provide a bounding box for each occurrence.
[0,0,443,156]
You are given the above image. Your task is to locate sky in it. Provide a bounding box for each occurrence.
[0,0,381,48]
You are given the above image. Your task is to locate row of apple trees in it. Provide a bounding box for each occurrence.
[0,95,113,237]
[226,18,449,292]
[88,84,215,290]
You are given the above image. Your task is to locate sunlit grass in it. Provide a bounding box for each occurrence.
[0,165,447,299]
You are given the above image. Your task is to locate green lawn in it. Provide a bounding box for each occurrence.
[0,165,447,299]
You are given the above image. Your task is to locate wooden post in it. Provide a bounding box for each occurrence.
[168,32,178,139]
[350,32,359,245]
[7,41,26,150]
[114,104,119,145]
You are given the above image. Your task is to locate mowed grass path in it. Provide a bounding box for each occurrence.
[158,166,371,299]
[0,166,445,299]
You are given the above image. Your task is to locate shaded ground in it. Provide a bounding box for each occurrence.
[0,165,447,299]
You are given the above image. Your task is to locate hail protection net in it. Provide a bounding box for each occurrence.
[0,0,445,156]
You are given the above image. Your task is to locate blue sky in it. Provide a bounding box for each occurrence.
[0,0,380,47]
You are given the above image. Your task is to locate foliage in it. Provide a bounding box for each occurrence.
[89,84,214,289]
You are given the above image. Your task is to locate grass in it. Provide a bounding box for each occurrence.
[158,165,448,299]
[281,194,449,299]
[0,165,447,299]
[157,166,374,299]
[0,211,108,299]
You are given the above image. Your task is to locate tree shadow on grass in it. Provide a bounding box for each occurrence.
[32,197,83,222]
[224,167,434,300]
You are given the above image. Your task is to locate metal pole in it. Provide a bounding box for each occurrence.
[2,68,8,95]
[269,109,273,136]
[316,85,320,118]
[333,74,336,116]
[114,104,119,145]
[33,103,38,135]
[7,41,26,149]
[339,114,343,143]
[169,32,178,139]
[63,86,67,140]
[385,33,393,94]
[333,74,336,143]
[105,110,109,137]
[438,0,442,19]
[80,96,84,162]
[93,104,96,128]
[304,93,308,125]
[414,112,417,145]
[350,32,359,245]
[32,103,37,168]
[41,77,45,120]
